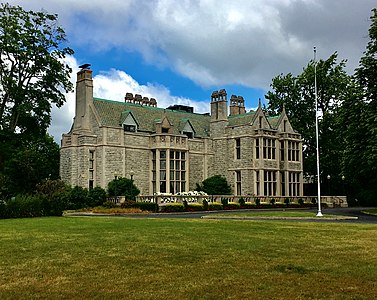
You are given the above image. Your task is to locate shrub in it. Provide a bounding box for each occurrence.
[255,198,261,206]
[298,198,304,206]
[238,197,245,206]
[284,198,290,205]
[132,201,158,212]
[66,186,88,210]
[221,197,229,206]
[183,200,188,210]
[160,203,185,212]
[224,202,241,210]
[197,175,232,195]
[87,187,107,207]
[102,201,118,208]
[270,198,276,205]
[241,202,256,209]
[208,202,223,210]
[186,203,204,211]
[2,195,44,218]
[202,199,208,211]
[120,200,136,208]
[0,200,6,218]
[107,177,140,200]
[35,179,70,216]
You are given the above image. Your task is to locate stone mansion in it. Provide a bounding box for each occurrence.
[60,67,303,197]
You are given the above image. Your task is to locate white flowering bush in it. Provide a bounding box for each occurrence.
[175,191,209,203]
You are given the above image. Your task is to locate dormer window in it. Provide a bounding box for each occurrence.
[124,124,136,132]
[180,119,195,139]
[121,111,138,133]
[161,127,169,134]
[183,131,193,138]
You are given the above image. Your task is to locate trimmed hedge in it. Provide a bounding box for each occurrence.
[160,203,185,213]
[0,193,67,219]
[240,202,257,209]
[133,201,158,212]
[208,202,223,210]
[186,203,204,211]
[224,202,241,210]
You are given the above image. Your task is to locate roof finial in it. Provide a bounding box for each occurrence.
[258,98,261,108]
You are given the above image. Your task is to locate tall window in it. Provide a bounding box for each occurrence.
[288,172,300,196]
[280,171,286,196]
[264,170,277,196]
[152,150,157,194]
[280,140,285,161]
[152,149,186,194]
[263,138,276,159]
[256,171,260,195]
[169,150,186,194]
[255,138,260,159]
[89,150,94,190]
[288,141,300,161]
[235,171,241,195]
[235,138,241,159]
[160,150,167,193]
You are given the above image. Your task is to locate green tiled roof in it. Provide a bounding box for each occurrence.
[228,111,256,127]
[93,98,211,137]
[267,115,280,129]
[93,97,282,136]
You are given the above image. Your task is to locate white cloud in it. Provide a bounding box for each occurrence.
[49,55,208,142]
[93,68,209,112]
[10,0,377,142]
[12,0,376,89]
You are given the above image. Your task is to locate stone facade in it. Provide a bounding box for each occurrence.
[60,68,303,196]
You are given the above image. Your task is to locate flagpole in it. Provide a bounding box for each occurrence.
[314,46,323,217]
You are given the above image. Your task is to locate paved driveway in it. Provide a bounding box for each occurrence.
[67,207,377,224]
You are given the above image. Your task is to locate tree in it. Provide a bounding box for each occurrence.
[0,3,73,133]
[266,53,355,194]
[196,175,232,195]
[107,177,140,200]
[1,134,60,196]
[343,8,377,205]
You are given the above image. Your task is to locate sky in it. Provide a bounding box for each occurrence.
[10,0,377,143]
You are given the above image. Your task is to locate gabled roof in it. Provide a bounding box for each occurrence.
[93,98,211,137]
[267,116,280,129]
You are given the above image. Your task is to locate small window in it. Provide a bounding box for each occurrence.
[235,138,241,159]
[162,127,169,133]
[183,131,193,138]
[124,125,136,132]
[236,171,241,195]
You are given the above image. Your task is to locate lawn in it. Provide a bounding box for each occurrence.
[1,216,377,299]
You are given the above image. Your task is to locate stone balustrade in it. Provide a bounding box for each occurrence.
[136,195,348,208]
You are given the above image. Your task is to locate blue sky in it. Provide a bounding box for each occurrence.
[10,0,377,142]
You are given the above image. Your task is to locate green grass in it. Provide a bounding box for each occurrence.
[1,217,377,299]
